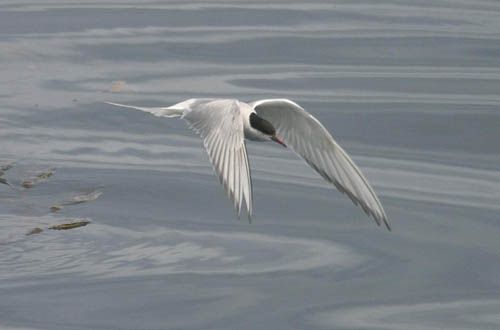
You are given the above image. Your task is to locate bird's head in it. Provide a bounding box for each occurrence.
[249,113,286,147]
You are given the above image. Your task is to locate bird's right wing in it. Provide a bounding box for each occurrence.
[183,100,253,220]
[252,99,390,230]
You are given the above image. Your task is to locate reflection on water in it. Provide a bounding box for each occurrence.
[1,0,500,329]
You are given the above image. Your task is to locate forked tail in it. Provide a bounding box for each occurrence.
[105,102,185,118]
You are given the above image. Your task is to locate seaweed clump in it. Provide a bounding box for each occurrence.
[22,168,55,188]
[49,220,90,230]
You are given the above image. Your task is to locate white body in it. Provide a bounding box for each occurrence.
[169,98,269,141]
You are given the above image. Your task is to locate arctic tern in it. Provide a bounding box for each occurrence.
[106,98,390,231]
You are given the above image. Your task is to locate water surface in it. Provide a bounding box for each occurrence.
[1,1,500,329]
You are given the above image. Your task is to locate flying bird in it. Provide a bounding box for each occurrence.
[106,99,390,230]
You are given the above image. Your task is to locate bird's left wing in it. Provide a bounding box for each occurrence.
[251,99,390,230]
[183,100,253,220]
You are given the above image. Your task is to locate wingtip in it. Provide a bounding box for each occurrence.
[373,215,392,231]
[375,212,391,232]
[370,211,391,232]
[379,209,391,232]
[384,218,392,232]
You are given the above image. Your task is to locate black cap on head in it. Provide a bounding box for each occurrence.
[249,113,276,136]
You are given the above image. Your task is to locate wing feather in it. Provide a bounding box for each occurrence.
[241,142,253,220]
[106,99,253,220]
[234,150,241,214]
[183,99,253,220]
[252,99,390,230]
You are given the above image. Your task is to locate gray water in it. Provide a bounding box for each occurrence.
[1,1,500,329]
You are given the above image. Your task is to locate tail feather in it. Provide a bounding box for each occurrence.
[105,102,185,118]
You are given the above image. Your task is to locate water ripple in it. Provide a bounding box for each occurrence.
[309,299,500,330]
[0,215,362,282]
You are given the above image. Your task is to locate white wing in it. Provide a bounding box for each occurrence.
[106,99,253,220]
[252,99,390,230]
[183,99,253,220]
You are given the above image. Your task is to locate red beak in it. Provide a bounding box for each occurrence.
[271,135,287,148]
